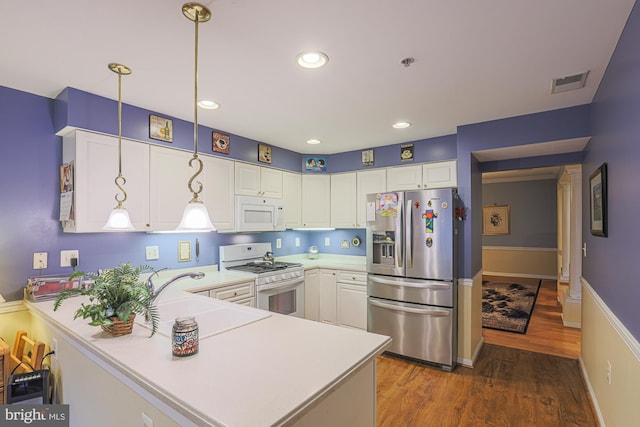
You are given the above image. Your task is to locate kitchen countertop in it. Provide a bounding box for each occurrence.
[276,254,366,272]
[26,260,389,427]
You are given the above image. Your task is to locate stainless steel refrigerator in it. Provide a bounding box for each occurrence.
[366,188,457,371]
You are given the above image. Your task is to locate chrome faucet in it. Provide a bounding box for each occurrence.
[145,271,205,321]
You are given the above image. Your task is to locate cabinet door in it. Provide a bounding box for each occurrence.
[234,162,261,196]
[304,269,320,321]
[149,146,195,231]
[386,164,422,191]
[63,130,150,232]
[202,156,235,230]
[260,167,283,198]
[423,160,457,188]
[319,269,337,325]
[337,282,367,330]
[283,171,302,228]
[356,169,386,228]
[301,175,331,228]
[331,172,357,228]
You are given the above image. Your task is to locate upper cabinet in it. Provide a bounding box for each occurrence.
[387,161,457,191]
[386,164,423,190]
[62,130,150,232]
[149,146,235,231]
[423,160,457,188]
[301,174,331,228]
[330,172,357,228]
[282,171,302,228]
[356,169,386,228]
[235,162,283,198]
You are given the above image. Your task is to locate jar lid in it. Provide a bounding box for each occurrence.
[174,316,197,327]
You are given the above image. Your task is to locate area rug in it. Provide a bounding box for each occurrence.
[482,279,541,334]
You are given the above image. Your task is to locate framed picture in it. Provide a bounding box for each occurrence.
[362,149,374,167]
[258,144,272,163]
[400,144,414,162]
[590,163,607,237]
[305,157,327,172]
[482,205,510,235]
[212,132,230,154]
[149,115,173,142]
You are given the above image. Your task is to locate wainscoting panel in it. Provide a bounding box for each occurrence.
[482,246,557,279]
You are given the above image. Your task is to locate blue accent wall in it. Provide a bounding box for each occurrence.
[586,1,640,340]
[482,180,557,248]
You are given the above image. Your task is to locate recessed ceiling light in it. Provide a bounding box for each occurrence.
[198,99,220,109]
[296,51,329,69]
[392,121,411,129]
[306,139,322,145]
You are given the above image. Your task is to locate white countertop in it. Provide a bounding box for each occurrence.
[276,254,366,272]
[27,261,389,427]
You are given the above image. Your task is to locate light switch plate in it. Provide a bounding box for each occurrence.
[324,237,331,246]
[295,238,300,247]
[145,246,159,261]
[178,241,191,262]
[276,238,282,249]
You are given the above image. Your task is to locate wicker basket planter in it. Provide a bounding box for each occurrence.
[101,313,136,337]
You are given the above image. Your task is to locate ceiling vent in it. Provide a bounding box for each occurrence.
[551,71,589,94]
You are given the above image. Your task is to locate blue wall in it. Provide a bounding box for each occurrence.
[482,180,557,248]
[585,1,640,340]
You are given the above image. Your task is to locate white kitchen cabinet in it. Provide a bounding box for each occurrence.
[62,130,150,232]
[282,171,302,228]
[356,169,386,227]
[336,271,367,330]
[304,269,320,321]
[235,162,283,198]
[149,146,234,231]
[319,269,337,325]
[386,164,423,191]
[301,174,331,228]
[330,172,357,228]
[423,160,457,188]
[196,280,256,307]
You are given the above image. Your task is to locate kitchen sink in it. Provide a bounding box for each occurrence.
[136,295,270,338]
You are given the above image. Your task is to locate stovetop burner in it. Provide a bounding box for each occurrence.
[227,261,302,274]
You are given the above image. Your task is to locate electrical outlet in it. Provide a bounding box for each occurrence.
[146,246,160,261]
[295,238,300,247]
[61,250,79,267]
[33,252,48,269]
[276,238,282,249]
[324,237,331,246]
[607,360,612,384]
[142,412,154,427]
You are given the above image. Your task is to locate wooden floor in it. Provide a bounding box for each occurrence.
[376,345,598,426]
[375,276,594,426]
[482,276,581,359]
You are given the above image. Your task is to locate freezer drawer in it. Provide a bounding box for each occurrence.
[368,297,454,368]
[368,274,454,307]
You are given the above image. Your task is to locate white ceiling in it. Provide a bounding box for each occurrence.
[0,1,635,155]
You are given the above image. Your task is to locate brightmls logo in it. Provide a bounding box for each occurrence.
[1,405,69,426]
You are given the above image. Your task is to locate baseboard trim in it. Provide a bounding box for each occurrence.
[579,355,606,427]
[482,271,557,280]
[457,336,484,368]
[0,300,27,314]
[561,317,581,328]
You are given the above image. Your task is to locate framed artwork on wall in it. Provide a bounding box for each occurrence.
[212,132,230,154]
[590,163,608,237]
[149,115,173,142]
[258,144,272,163]
[482,204,510,235]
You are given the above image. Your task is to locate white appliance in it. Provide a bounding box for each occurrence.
[219,243,304,318]
[367,188,458,371]
[235,196,285,232]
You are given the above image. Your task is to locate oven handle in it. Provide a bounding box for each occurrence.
[368,275,450,290]
[257,276,304,292]
[369,298,450,316]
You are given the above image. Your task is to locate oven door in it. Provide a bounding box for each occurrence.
[256,276,305,318]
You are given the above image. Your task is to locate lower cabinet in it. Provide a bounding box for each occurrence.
[318,270,337,325]
[304,269,320,321]
[192,280,256,307]
[336,271,367,330]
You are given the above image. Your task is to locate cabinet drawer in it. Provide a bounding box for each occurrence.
[336,271,367,285]
[210,281,255,302]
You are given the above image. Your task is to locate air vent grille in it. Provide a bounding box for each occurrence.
[551,71,589,94]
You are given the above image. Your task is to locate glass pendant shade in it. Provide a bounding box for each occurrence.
[103,207,135,231]
[176,200,215,231]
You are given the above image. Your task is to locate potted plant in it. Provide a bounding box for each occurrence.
[54,263,159,337]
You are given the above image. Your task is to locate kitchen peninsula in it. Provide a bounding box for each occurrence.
[26,267,390,427]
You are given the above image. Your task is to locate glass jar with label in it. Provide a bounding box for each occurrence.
[172,316,199,357]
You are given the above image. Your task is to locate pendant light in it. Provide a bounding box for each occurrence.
[176,2,216,232]
[103,63,135,231]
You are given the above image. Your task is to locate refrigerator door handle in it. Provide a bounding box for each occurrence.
[396,200,403,268]
[406,199,413,268]
[368,275,451,289]
[369,298,450,316]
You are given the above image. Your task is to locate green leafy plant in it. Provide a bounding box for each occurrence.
[54,263,159,337]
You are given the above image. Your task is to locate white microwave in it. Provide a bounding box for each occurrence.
[235,195,285,232]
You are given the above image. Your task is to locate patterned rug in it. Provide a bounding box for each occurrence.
[482,279,541,334]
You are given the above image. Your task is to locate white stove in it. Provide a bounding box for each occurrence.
[219,243,305,318]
